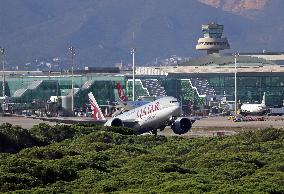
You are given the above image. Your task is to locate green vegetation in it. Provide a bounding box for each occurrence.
[0,123,283,193]
[181,80,205,106]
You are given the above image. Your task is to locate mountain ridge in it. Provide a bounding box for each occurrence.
[0,0,283,68]
[198,0,268,18]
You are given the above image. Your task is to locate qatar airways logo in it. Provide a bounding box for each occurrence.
[137,102,161,119]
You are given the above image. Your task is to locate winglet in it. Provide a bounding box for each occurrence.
[261,92,266,105]
[88,92,106,121]
[116,82,128,102]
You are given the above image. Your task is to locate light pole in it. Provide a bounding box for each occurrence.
[47,63,51,80]
[234,53,238,114]
[69,46,75,115]
[0,47,5,98]
[131,48,136,101]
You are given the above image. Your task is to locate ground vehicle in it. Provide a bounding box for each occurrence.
[268,107,284,116]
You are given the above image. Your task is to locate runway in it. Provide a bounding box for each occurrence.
[0,116,58,129]
[1,115,283,137]
[159,116,284,137]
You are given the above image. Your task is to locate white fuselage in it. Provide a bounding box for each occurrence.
[241,103,266,113]
[241,92,266,114]
[105,97,181,134]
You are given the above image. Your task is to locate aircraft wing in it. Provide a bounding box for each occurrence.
[115,100,131,113]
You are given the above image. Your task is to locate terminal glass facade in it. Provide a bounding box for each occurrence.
[205,74,284,106]
[2,73,284,110]
[126,80,149,101]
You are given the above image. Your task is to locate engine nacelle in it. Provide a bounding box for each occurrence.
[171,118,192,135]
[111,118,124,127]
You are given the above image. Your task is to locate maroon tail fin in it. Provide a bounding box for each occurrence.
[88,92,106,121]
[116,82,128,102]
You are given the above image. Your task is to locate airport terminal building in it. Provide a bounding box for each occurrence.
[1,23,284,114]
[137,53,284,106]
[1,53,284,112]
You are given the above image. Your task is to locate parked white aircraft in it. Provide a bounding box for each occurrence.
[241,92,266,114]
[88,92,193,135]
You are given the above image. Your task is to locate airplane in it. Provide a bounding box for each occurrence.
[88,92,193,135]
[240,92,266,115]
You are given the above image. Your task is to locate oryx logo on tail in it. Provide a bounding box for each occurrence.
[116,82,128,102]
[88,92,106,121]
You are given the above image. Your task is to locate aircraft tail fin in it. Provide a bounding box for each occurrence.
[261,92,266,105]
[88,92,106,121]
[116,82,128,102]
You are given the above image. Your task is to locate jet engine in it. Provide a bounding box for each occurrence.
[171,118,192,134]
[111,118,124,127]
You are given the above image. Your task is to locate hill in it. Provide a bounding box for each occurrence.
[0,0,284,67]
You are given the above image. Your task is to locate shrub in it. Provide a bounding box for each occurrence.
[0,123,41,153]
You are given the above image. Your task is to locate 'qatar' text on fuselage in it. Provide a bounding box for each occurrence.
[137,102,161,119]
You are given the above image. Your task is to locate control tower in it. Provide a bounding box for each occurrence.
[196,23,230,55]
